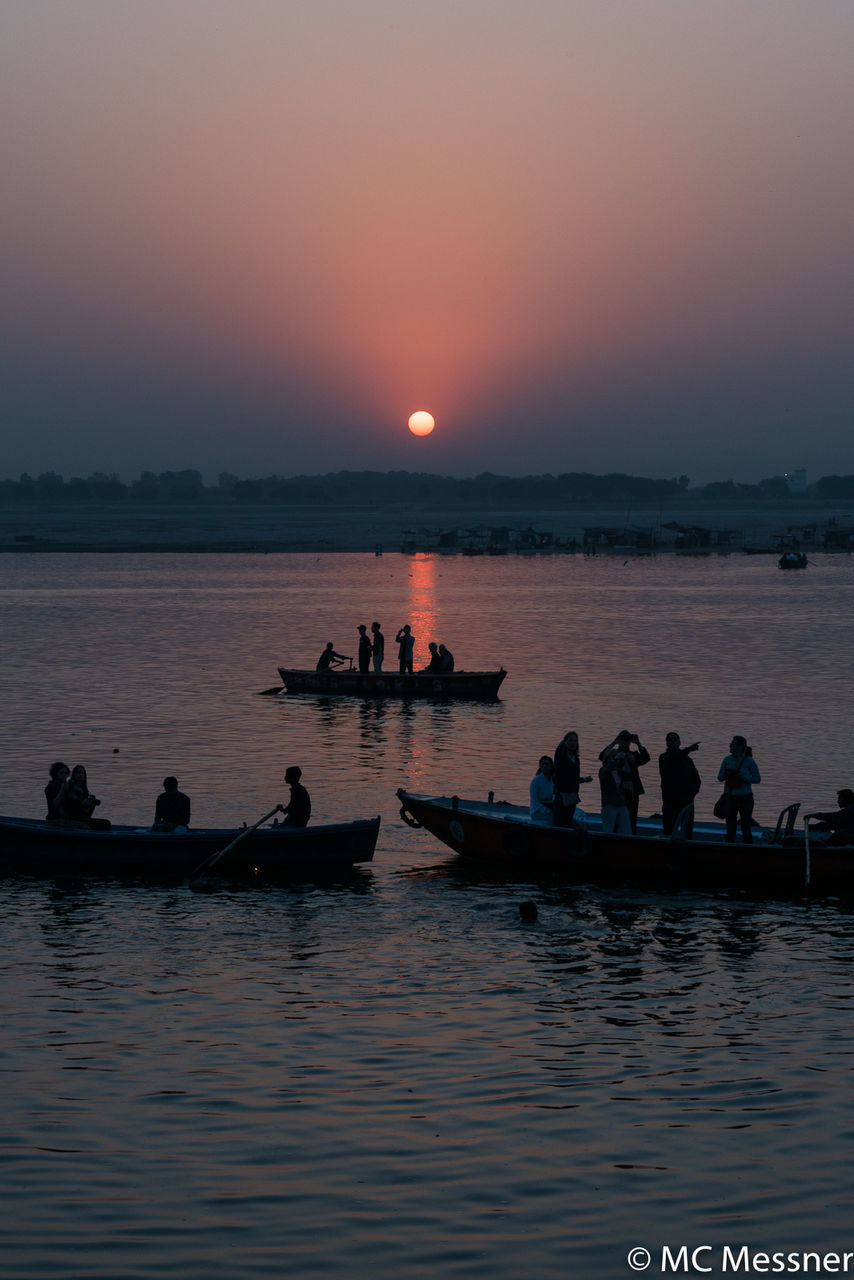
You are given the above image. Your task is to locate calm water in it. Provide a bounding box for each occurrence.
[2,551,853,1278]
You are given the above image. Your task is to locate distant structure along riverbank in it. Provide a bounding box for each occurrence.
[1,469,853,554]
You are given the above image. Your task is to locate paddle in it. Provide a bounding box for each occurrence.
[189,804,284,883]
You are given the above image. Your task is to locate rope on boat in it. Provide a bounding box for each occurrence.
[399,804,422,829]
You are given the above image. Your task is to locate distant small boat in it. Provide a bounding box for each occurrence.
[275,667,507,699]
[779,552,808,570]
[0,814,379,880]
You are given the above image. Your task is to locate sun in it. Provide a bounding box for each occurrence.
[408,410,435,437]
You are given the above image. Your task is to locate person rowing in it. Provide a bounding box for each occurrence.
[316,642,349,672]
[807,789,854,845]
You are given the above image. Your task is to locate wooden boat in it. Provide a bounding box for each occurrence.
[396,789,854,895]
[0,814,380,880]
[779,552,808,569]
[275,666,507,699]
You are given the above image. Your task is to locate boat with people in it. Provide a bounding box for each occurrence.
[396,789,854,895]
[0,813,380,880]
[274,666,507,699]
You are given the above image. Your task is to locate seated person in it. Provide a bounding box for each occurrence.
[810,789,854,845]
[58,765,110,829]
[422,642,442,673]
[316,642,348,672]
[45,761,70,821]
[153,776,191,831]
[437,644,454,673]
[281,765,311,827]
[529,756,555,824]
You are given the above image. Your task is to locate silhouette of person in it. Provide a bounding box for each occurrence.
[371,622,385,673]
[598,729,650,833]
[598,749,632,835]
[153,776,191,831]
[437,644,454,673]
[396,625,415,674]
[281,765,311,827]
[658,732,701,837]
[357,625,372,674]
[423,642,442,672]
[717,735,761,843]
[809,789,854,845]
[316,642,348,672]
[553,731,592,827]
[529,756,555,823]
[45,760,70,821]
[59,764,109,829]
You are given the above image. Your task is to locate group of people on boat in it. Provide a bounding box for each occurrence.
[44,764,312,832]
[316,623,454,677]
[529,729,767,844]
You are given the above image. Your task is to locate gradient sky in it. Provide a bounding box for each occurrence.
[2,0,853,484]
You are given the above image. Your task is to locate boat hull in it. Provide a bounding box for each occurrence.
[397,791,852,895]
[277,667,507,699]
[0,815,379,880]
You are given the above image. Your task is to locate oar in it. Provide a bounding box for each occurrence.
[189,805,283,883]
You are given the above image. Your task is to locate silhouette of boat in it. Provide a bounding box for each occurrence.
[276,667,507,699]
[0,814,379,879]
[779,552,808,569]
[396,790,850,894]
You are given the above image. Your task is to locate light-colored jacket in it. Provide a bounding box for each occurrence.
[718,753,761,796]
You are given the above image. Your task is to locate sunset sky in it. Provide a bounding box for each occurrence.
[2,0,853,484]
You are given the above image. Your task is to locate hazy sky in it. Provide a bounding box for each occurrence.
[2,0,853,484]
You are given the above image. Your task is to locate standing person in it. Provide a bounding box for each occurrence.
[357,625,372,674]
[281,766,311,827]
[529,756,555,824]
[44,761,70,821]
[153,776,191,831]
[371,622,385,673]
[658,733,701,837]
[553,731,592,828]
[437,644,454,673]
[717,735,761,843]
[598,749,632,835]
[598,729,650,833]
[395,624,415,674]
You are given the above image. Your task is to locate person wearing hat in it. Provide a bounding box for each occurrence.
[598,729,650,833]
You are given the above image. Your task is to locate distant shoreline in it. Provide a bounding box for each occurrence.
[1,499,852,554]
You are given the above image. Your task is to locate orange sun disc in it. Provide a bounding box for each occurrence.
[408,411,435,437]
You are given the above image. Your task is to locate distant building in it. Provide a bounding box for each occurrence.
[784,468,807,495]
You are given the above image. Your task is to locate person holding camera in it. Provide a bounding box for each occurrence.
[598,729,650,833]
[395,624,415,674]
[58,764,110,829]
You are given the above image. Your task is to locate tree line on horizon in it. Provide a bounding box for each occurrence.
[1,468,852,507]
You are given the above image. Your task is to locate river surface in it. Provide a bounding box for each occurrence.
[1,551,853,1278]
